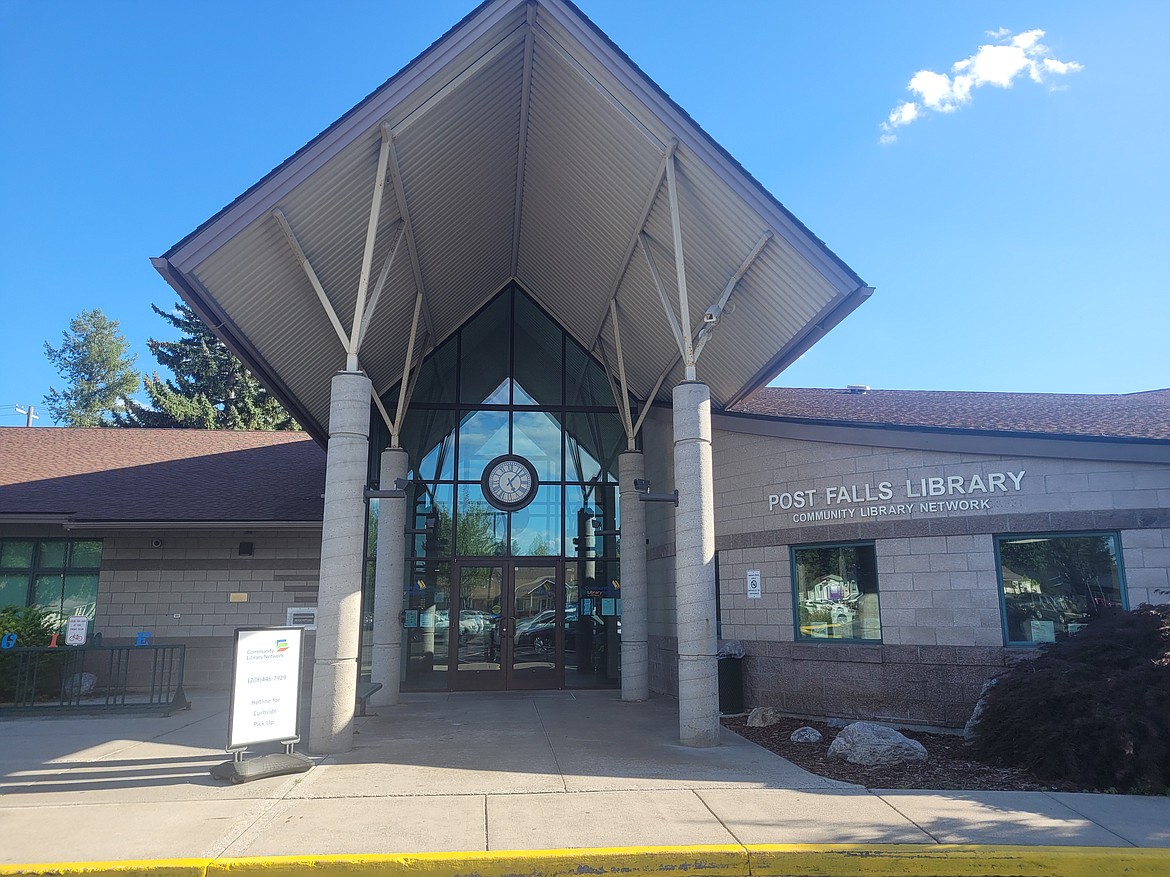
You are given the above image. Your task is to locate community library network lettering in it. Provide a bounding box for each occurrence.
[769,470,1026,523]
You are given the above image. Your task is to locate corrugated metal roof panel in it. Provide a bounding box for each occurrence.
[159,0,871,437]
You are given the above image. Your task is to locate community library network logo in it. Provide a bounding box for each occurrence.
[275,638,289,652]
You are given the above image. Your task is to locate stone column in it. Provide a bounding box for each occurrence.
[673,381,719,747]
[370,447,408,706]
[309,370,372,754]
[619,450,648,701]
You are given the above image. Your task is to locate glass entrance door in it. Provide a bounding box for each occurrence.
[452,560,560,690]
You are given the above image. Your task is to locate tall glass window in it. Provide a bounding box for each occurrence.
[996,532,1126,644]
[371,285,632,561]
[0,539,102,629]
[368,285,633,690]
[792,542,881,641]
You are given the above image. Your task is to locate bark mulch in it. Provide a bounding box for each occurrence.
[722,714,1080,792]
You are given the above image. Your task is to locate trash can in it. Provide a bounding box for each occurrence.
[717,640,745,715]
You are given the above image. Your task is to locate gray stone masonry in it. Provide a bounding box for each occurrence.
[93,528,321,686]
[711,429,1170,727]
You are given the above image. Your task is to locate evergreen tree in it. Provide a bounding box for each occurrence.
[43,309,141,427]
[115,302,297,430]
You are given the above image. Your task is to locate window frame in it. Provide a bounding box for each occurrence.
[0,538,103,624]
[994,530,1128,647]
[790,540,881,644]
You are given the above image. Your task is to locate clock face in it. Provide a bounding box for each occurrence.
[482,454,538,512]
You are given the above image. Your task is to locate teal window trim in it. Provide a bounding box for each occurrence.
[0,538,103,621]
[994,530,1127,647]
[790,540,882,644]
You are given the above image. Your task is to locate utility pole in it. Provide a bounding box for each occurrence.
[14,404,39,427]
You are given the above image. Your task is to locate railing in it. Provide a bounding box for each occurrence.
[0,644,190,716]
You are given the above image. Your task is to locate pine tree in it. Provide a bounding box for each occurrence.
[43,309,141,427]
[115,302,297,430]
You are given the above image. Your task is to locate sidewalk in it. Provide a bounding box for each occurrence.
[1,690,1168,873]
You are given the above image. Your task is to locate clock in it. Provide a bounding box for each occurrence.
[481,454,539,512]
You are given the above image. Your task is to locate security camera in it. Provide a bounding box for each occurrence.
[703,305,720,324]
[151,539,163,548]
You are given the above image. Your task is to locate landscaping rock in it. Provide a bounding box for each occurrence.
[827,721,928,765]
[63,672,97,698]
[747,706,782,727]
[963,677,998,744]
[790,726,822,743]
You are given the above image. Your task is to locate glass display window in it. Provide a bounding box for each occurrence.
[792,542,881,642]
[996,532,1126,645]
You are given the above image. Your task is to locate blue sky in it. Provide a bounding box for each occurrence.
[1,0,1166,426]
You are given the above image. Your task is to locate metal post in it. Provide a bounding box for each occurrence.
[619,451,648,701]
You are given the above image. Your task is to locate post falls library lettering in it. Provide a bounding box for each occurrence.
[2,1,1167,752]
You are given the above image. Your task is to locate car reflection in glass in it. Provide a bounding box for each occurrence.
[514,607,616,655]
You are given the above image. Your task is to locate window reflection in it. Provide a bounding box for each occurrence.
[511,485,562,556]
[998,533,1125,644]
[793,543,881,641]
[514,411,562,481]
[457,410,509,480]
[455,486,507,557]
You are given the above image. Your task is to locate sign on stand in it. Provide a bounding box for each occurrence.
[227,627,304,751]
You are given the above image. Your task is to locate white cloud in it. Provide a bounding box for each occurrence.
[879,27,1082,143]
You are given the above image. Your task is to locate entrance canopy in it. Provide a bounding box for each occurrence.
[154,0,871,442]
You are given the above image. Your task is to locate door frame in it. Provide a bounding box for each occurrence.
[449,558,563,691]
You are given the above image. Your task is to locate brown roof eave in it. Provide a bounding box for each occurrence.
[718,408,1170,445]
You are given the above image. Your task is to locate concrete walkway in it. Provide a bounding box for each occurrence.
[1,690,1168,869]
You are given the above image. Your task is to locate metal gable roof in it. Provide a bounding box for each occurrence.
[155,0,871,443]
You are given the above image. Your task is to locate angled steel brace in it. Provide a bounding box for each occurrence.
[272,208,351,355]
[386,132,435,340]
[639,231,688,361]
[356,221,406,354]
[609,299,636,449]
[665,150,695,380]
[692,230,772,361]
[391,291,425,447]
[597,336,635,451]
[349,123,395,368]
[587,142,675,348]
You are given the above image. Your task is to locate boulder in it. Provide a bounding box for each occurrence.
[827,721,927,765]
[63,672,97,698]
[790,726,822,743]
[963,677,998,744]
[746,706,782,727]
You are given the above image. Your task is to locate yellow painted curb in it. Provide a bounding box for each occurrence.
[747,843,1170,877]
[0,860,206,877]
[206,846,750,876]
[3,844,1169,877]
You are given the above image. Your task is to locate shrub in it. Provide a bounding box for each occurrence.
[0,606,60,701]
[968,604,1170,793]
[0,605,57,647]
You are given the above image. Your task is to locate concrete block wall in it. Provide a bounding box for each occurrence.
[711,429,1170,726]
[92,528,322,687]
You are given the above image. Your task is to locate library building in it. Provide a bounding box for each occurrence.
[2,0,1168,752]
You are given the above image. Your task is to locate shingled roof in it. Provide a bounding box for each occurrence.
[730,387,1170,441]
[0,428,325,525]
